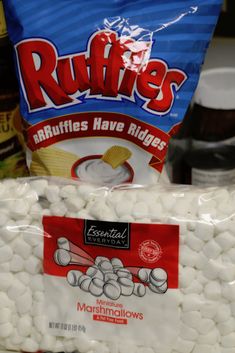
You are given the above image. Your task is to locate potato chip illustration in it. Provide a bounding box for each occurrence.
[102,146,132,169]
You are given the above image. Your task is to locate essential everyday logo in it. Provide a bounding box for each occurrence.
[84,220,130,249]
[16,30,187,115]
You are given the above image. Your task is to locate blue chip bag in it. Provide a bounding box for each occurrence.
[4,0,221,185]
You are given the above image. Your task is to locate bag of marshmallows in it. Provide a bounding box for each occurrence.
[0,178,234,353]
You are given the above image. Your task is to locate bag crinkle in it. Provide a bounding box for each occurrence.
[3,0,221,184]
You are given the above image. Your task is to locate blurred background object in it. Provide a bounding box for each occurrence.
[167,0,235,186]
[0,0,28,178]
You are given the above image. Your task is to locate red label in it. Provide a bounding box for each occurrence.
[16,30,187,115]
[27,112,169,173]
[43,216,179,289]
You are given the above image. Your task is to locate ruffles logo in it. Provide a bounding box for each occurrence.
[16,30,187,115]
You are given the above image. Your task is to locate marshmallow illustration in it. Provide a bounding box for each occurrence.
[103,280,121,300]
[67,270,83,286]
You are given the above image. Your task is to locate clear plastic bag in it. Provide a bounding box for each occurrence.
[0,177,234,353]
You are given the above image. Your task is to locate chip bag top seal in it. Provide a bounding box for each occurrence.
[4,0,221,185]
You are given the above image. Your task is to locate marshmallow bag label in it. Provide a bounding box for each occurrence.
[3,0,221,184]
[43,216,179,347]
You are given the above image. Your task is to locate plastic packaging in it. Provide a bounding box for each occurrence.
[3,0,221,184]
[0,177,235,353]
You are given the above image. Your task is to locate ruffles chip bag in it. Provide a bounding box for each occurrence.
[4,0,221,184]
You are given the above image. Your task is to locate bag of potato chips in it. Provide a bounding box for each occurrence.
[4,0,221,185]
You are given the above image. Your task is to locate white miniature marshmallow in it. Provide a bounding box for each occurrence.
[180,245,198,267]
[16,289,32,315]
[180,323,199,341]
[0,245,13,264]
[132,202,149,219]
[197,318,215,334]
[40,334,57,351]
[197,328,219,345]
[10,254,24,272]
[24,256,42,274]
[89,278,104,296]
[80,277,92,292]
[204,281,222,300]
[133,283,146,297]
[15,272,31,286]
[200,301,218,319]
[117,277,134,296]
[217,318,235,336]
[54,249,71,266]
[0,292,13,309]
[222,282,235,301]
[182,294,202,312]
[115,200,134,218]
[45,185,61,203]
[10,199,30,219]
[138,268,151,283]
[10,328,24,345]
[104,272,118,282]
[214,303,231,322]
[67,270,83,286]
[21,337,39,352]
[179,267,196,288]
[181,280,203,295]
[203,260,223,280]
[186,232,204,252]
[218,264,235,282]
[174,337,195,353]
[0,322,13,338]
[12,238,32,260]
[0,272,14,291]
[0,308,11,324]
[221,333,235,347]
[17,315,32,337]
[95,256,110,266]
[181,311,202,329]
[203,239,221,260]
[111,257,123,269]
[98,260,113,272]
[194,222,214,242]
[50,201,67,217]
[33,315,46,334]
[149,268,167,287]
[87,266,104,280]
[194,252,208,271]
[78,274,91,287]
[116,268,132,279]
[33,243,43,259]
[0,262,10,272]
[30,179,48,196]
[103,280,121,300]
[60,185,77,199]
[215,231,235,252]
[65,196,86,212]
[7,279,26,300]
[149,282,167,294]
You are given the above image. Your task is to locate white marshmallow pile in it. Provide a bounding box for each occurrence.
[0,177,235,353]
